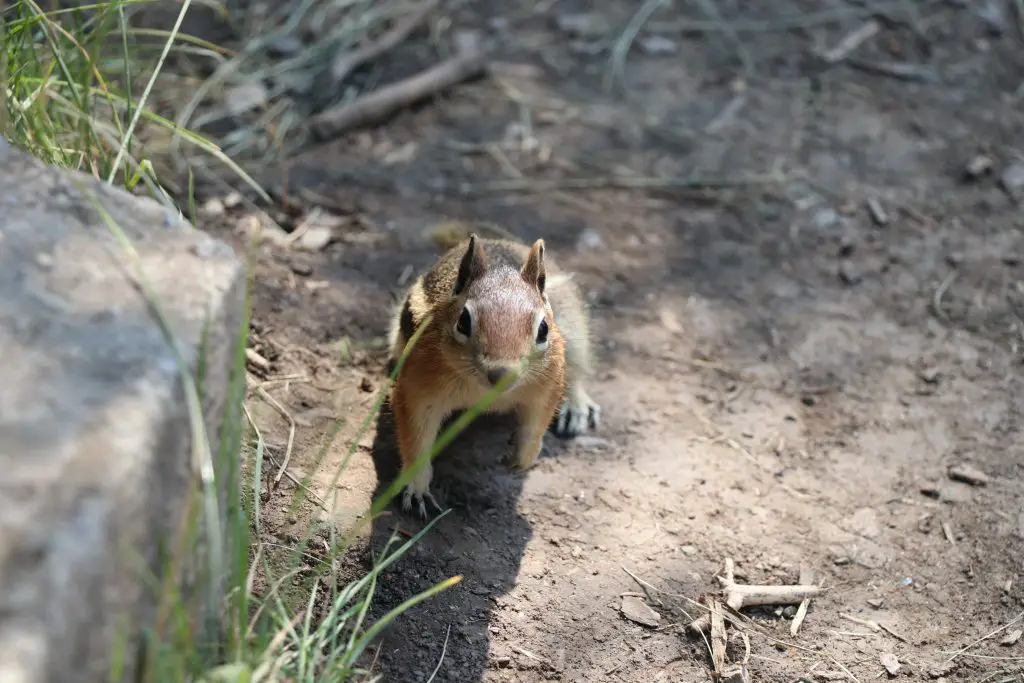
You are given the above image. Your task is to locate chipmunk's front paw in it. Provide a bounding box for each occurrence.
[400,463,443,519]
[401,486,443,519]
[502,434,546,471]
[552,389,601,438]
[502,450,536,472]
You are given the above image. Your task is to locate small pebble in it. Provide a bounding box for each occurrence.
[880,652,901,677]
[838,261,862,286]
[811,207,841,230]
[296,225,334,251]
[201,197,226,217]
[1000,162,1024,197]
[576,228,604,250]
[290,262,312,276]
[866,198,889,226]
[964,154,994,180]
[1000,628,1022,646]
[948,463,990,486]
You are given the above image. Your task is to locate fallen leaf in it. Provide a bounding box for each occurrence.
[620,595,661,628]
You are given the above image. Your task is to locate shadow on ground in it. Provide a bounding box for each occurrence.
[366,404,569,682]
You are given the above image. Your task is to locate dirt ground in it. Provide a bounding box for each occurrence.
[196,0,1024,680]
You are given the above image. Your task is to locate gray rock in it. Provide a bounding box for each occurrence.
[811,207,841,231]
[948,463,990,486]
[0,139,244,682]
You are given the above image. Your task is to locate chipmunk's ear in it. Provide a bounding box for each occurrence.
[521,238,546,296]
[454,233,486,296]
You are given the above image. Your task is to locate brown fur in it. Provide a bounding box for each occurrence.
[387,233,598,514]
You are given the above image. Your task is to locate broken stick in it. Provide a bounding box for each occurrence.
[790,565,815,636]
[330,0,441,84]
[819,20,879,64]
[689,558,821,634]
[708,598,751,683]
[710,598,727,674]
[312,31,489,140]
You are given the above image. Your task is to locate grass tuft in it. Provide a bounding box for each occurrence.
[1,0,266,202]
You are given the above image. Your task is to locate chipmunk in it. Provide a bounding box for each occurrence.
[387,229,600,517]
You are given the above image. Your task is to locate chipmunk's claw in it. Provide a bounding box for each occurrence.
[401,487,443,519]
[553,390,601,438]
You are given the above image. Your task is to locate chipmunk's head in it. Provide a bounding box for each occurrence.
[443,234,556,390]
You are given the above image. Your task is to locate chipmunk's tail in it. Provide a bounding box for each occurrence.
[423,220,520,252]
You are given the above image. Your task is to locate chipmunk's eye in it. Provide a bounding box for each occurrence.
[536,319,549,344]
[455,307,472,338]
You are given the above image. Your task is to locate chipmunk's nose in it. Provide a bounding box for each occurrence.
[486,367,508,386]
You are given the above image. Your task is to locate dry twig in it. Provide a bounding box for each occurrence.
[242,404,330,513]
[256,386,297,488]
[313,31,489,139]
[605,0,668,93]
[932,270,958,322]
[689,558,821,634]
[840,613,907,643]
[460,171,777,195]
[847,59,938,83]
[708,597,751,683]
[946,611,1024,663]
[820,20,880,64]
[330,0,441,84]
[425,623,452,683]
[790,565,814,636]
